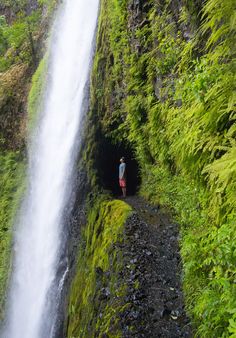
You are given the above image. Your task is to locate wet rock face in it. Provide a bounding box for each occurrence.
[119,196,192,337]
[54,166,90,337]
[128,0,151,54]
[0,0,38,21]
[0,64,29,151]
[127,0,195,102]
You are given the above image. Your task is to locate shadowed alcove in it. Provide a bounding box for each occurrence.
[96,135,141,196]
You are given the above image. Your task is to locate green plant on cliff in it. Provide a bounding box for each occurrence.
[67,197,132,338]
[27,53,48,129]
[0,151,25,319]
[86,0,236,336]
[0,12,39,70]
[0,0,58,71]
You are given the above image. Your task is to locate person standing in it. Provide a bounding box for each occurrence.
[119,157,126,197]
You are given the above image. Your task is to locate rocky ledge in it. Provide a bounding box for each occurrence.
[119,196,192,338]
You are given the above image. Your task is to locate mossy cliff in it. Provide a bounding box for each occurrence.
[71,0,236,336]
[67,198,132,338]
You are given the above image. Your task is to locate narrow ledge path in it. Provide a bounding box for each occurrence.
[119,196,192,338]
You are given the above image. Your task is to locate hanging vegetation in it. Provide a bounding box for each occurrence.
[88,0,236,335]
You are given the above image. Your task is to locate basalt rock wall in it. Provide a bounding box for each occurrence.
[70,0,236,336]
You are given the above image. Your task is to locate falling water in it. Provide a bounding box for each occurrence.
[2,0,99,337]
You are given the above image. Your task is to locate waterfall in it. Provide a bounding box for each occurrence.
[2,0,99,337]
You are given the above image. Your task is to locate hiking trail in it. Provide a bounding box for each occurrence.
[119,196,192,338]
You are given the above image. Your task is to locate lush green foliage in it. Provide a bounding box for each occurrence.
[0,12,38,70]
[140,164,236,336]
[0,151,24,319]
[89,0,236,335]
[67,197,132,338]
[0,0,57,71]
[27,53,48,129]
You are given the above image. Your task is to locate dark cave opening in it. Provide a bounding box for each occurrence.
[97,136,141,196]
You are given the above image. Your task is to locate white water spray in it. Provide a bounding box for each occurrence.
[3,0,99,337]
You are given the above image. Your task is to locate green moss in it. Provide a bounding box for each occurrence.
[27,54,48,130]
[0,0,58,71]
[85,0,236,335]
[0,151,25,319]
[67,197,132,338]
